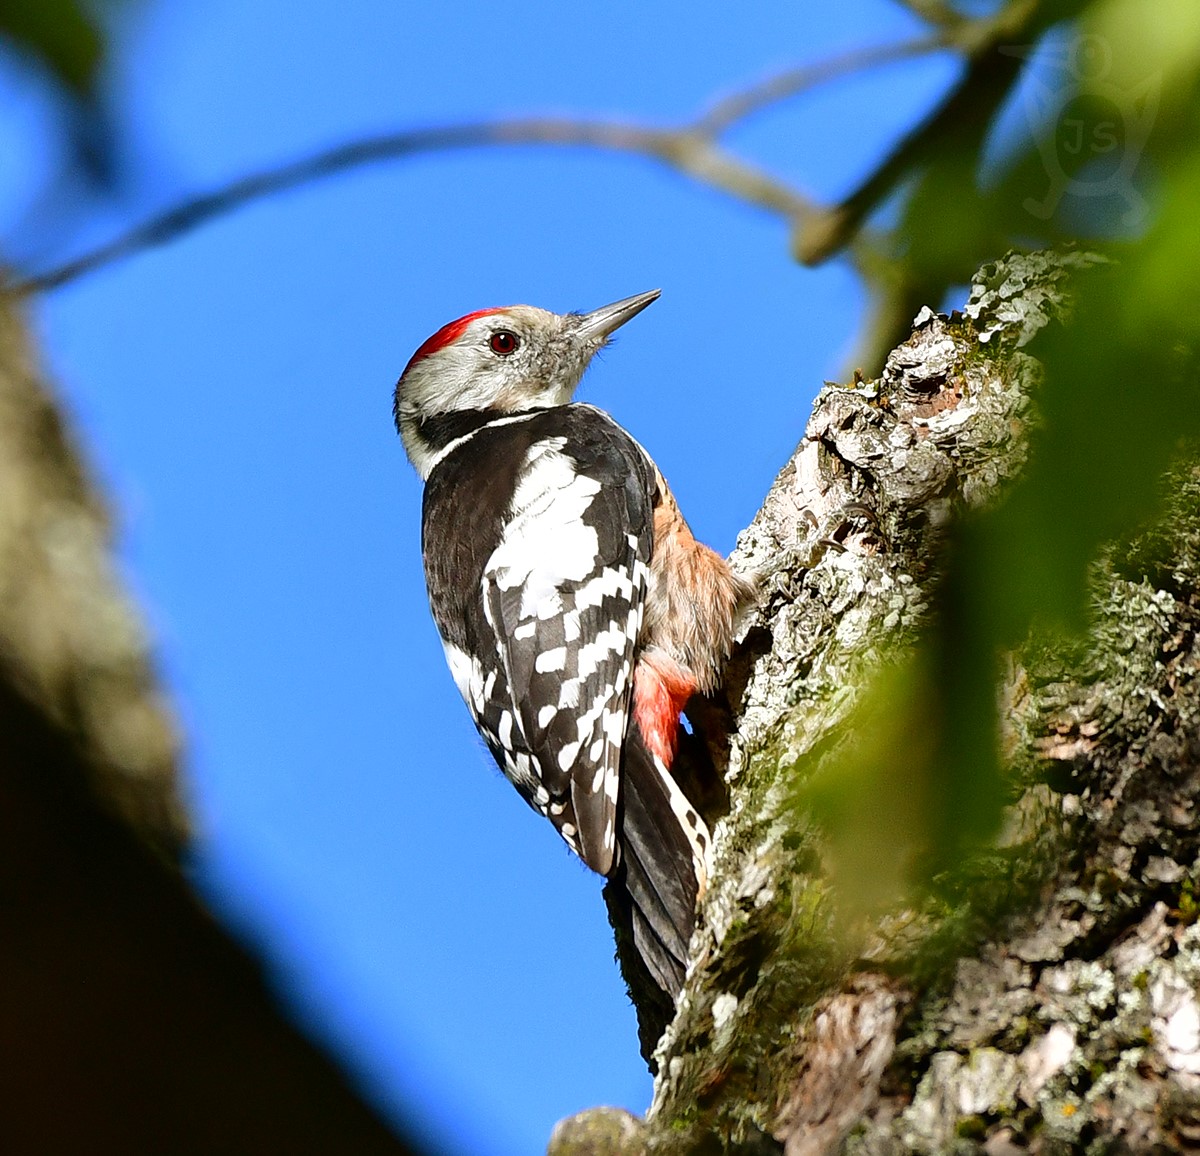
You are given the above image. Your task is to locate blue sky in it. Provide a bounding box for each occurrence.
[3,3,962,1152]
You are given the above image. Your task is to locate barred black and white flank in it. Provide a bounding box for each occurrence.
[394,290,753,996]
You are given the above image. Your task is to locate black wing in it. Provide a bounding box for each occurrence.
[481,421,655,875]
[423,406,657,876]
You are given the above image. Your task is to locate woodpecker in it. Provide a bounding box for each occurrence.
[394,290,752,995]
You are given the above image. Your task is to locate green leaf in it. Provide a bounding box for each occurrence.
[0,0,105,98]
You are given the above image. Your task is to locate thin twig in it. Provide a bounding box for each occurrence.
[10,31,974,297]
[12,118,820,296]
[890,0,969,29]
[695,33,952,136]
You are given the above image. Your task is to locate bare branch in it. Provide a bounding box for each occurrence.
[11,117,817,296]
[10,29,978,297]
[11,2,1054,297]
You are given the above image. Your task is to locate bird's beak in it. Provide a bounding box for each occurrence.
[575,289,661,343]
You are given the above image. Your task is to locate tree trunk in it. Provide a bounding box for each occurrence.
[553,250,1200,1155]
[0,288,424,1155]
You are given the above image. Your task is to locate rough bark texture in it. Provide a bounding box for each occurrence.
[552,251,1200,1154]
[0,292,186,853]
[0,290,425,1154]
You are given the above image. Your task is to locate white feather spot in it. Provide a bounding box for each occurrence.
[538,703,557,728]
[557,740,581,771]
[510,752,532,785]
[441,641,483,711]
[535,646,567,673]
[535,591,564,619]
[573,566,635,612]
[565,689,619,761]
[575,626,628,679]
[557,678,581,710]
[605,767,619,803]
[649,748,713,895]
[440,641,471,699]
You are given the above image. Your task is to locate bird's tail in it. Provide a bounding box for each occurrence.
[608,726,710,998]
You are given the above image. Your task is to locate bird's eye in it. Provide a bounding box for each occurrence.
[489,330,520,356]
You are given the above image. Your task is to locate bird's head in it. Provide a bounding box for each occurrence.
[394,289,659,477]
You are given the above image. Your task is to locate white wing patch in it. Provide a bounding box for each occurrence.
[486,442,602,619]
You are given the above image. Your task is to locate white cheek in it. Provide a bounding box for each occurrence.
[406,344,502,412]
